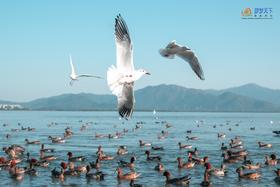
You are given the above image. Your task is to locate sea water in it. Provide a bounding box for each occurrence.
[0,111,280,186]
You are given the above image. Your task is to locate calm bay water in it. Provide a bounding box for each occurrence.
[0,111,280,186]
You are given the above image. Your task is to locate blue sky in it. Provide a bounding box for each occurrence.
[0,0,279,102]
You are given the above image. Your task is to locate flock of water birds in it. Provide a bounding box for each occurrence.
[1,114,280,186]
[69,14,205,119]
[1,14,280,187]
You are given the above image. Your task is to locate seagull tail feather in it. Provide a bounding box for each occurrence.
[107,65,123,96]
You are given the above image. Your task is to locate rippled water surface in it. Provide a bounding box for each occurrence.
[0,111,280,186]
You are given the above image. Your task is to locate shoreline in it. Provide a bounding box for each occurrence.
[0,110,279,114]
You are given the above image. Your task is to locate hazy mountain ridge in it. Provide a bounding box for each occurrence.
[0,84,279,112]
[23,93,116,111]
[221,83,280,106]
[134,84,278,112]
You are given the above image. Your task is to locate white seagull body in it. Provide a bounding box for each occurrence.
[69,55,103,85]
[159,41,205,80]
[107,14,150,119]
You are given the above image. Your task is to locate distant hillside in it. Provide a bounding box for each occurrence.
[9,84,278,112]
[134,84,278,112]
[23,93,116,111]
[221,83,280,107]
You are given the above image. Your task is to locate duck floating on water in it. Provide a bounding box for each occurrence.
[145,150,161,162]
[236,166,261,180]
[178,142,192,149]
[85,165,105,180]
[117,145,128,155]
[152,146,164,151]
[26,153,49,167]
[177,157,195,169]
[139,140,151,147]
[265,154,278,166]
[186,136,198,141]
[188,147,198,156]
[40,150,56,161]
[258,141,272,148]
[116,167,140,180]
[212,164,226,177]
[218,133,226,138]
[154,162,164,172]
[118,156,136,169]
[67,152,86,162]
[163,170,191,186]
[25,139,40,145]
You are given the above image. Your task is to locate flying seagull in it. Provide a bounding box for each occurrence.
[159,41,205,80]
[69,55,103,86]
[107,14,150,119]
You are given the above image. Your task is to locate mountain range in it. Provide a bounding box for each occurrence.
[1,83,280,112]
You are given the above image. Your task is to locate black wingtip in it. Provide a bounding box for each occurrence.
[115,14,131,43]
[118,105,133,120]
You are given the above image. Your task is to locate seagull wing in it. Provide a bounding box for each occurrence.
[77,74,104,79]
[176,46,205,80]
[69,55,76,76]
[117,83,135,119]
[115,14,134,73]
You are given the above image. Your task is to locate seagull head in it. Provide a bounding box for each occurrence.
[137,69,151,76]
[159,49,175,59]
[159,41,178,58]
[133,69,151,81]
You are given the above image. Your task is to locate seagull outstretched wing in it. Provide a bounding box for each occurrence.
[176,46,205,80]
[77,74,103,79]
[159,42,205,80]
[118,83,134,119]
[69,55,76,76]
[115,14,134,73]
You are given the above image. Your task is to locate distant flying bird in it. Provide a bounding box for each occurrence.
[69,55,103,86]
[159,41,205,80]
[107,14,150,119]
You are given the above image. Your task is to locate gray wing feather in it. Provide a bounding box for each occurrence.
[115,14,134,72]
[117,83,134,119]
[78,74,104,79]
[177,49,205,80]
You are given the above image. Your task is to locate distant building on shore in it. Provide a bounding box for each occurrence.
[0,104,24,110]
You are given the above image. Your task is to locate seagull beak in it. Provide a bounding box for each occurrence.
[146,72,151,75]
